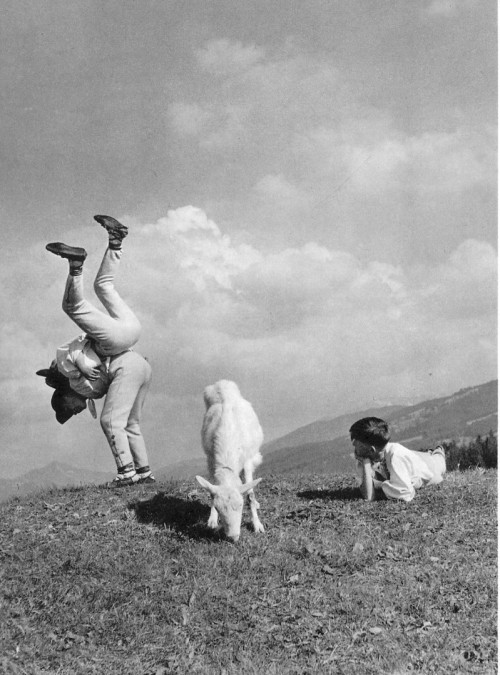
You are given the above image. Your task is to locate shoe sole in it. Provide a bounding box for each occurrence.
[106,474,156,488]
[108,479,139,488]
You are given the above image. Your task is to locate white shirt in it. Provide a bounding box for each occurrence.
[358,442,436,502]
[56,334,109,399]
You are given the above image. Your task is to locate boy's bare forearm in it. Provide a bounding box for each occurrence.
[360,458,376,501]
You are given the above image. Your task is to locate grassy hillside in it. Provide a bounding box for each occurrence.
[0,470,496,674]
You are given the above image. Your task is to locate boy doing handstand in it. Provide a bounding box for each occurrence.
[350,417,446,502]
[37,215,154,487]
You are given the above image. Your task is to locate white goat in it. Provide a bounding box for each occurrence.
[196,380,264,542]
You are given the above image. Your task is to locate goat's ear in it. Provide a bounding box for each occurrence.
[195,475,219,495]
[239,477,262,495]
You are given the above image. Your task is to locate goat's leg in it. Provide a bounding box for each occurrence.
[207,501,219,529]
[243,463,264,533]
[248,491,264,533]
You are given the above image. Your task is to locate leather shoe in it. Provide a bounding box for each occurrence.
[46,242,87,262]
[94,215,128,240]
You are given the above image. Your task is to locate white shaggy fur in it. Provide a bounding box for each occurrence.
[196,380,264,542]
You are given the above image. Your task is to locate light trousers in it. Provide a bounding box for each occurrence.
[62,246,150,471]
[415,450,447,486]
[101,350,152,471]
[62,247,141,356]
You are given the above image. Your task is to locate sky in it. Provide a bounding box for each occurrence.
[1,0,497,479]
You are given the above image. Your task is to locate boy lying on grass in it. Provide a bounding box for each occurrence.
[350,417,446,502]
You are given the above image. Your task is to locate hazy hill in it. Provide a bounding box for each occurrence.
[156,457,206,482]
[0,461,110,503]
[20,461,110,488]
[155,380,497,480]
[261,439,355,476]
[263,405,404,454]
[1,379,496,501]
[385,379,497,442]
[262,379,497,476]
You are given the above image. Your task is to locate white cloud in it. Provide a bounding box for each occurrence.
[424,0,478,16]
[253,173,311,214]
[168,40,495,205]
[168,102,211,136]
[0,206,496,473]
[199,105,250,150]
[300,124,496,196]
[416,239,497,319]
[122,209,497,403]
[196,39,265,76]
[134,206,261,292]
[448,238,497,273]
[405,129,496,192]
[169,44,344,151]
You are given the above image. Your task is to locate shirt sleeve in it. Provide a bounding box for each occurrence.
[56,336,84,379]
[56,335,108,399]
[381,452,416,502]
[356,459,384,490]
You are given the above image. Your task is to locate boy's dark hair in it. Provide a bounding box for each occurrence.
[349,417,391,449]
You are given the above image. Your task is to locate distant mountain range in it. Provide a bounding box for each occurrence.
[260,379,497,476]
[0,462,111,504]
[1,380,496,502]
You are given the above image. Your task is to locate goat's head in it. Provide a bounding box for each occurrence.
[195,475,262,542]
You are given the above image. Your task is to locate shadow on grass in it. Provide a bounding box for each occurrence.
[128,493,221,541]
[297,486,360,501]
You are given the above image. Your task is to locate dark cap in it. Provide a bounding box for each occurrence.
[36,363,70,391]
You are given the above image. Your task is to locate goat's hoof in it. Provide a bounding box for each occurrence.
[208,519,218,529]
[254,522,265,533]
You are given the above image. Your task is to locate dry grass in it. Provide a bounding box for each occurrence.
[0,469,497,674]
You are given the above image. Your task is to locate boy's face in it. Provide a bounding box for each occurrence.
[64,394,87,417]
[352,438,383,463]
